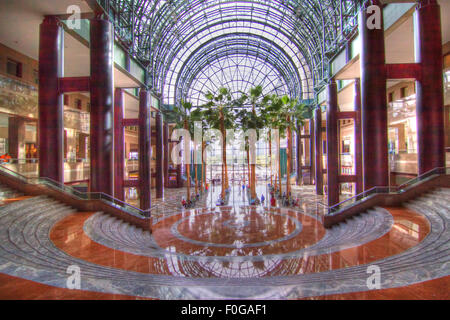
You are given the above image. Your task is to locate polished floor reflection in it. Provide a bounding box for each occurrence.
[50,205,429,278]
[0,185,448,299]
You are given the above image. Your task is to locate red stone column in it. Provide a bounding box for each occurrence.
[139,89,152,210]
[8,117,26,159]
[359,1,389,189]
[38,16,64,182]
[90,17,114,194]
[354,79,363,194]
[296,125,302,185]
[309,119,315,185]
[327,81,339,206]
[314,108,323,195]
[163,122,169,188]
[415,0,445,174]
[114,88,124,201]
[155,112,164,199]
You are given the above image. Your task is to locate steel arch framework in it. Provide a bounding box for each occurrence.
[98,0,364,105]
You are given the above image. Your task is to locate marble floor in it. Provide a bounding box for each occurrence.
[0,184,449,299]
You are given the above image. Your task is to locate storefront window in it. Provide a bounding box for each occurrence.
[388,92,418,185]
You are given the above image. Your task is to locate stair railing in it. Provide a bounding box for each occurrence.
[326,167,449,216]
[0,164,161,218]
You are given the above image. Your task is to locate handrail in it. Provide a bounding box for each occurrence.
[0,164,160,218]
[326,167,448,216]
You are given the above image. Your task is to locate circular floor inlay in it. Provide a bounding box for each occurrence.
[222,219,251,229]
[171,209,303,248]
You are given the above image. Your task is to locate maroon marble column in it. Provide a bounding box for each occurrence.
[327,81,339,206]
[155,112,164,199]
[415,0,445,174]
[163,122,169,188]
[114,88,125,201]
[314,108,323,195]
[296,125,302,185]
[354,79,363,194]
[359,0,389,189]
[139,89,152,210]
[8,117,25,159]
[90,17,114,194]
[309,119,315,185]
[38,16,64,183]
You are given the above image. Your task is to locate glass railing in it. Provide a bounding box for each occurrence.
[1,158,91,182]
[327,167,448,216]
[0,164,160,219]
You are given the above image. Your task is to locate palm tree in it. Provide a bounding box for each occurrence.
[268,95,307,195]
[265,95,307,196]
[172,100,197,202]
[237,85,269,200]
[190,108,208,194]
[203,87,235,199]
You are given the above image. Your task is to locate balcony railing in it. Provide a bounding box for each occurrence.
[326,167,449,216]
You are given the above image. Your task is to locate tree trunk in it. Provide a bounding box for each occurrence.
[184,119,191,202]
[250,106,257,199]
[269,130,273,187]
[202,141,206,191]
[278,133,282,195]
[194,148,198,196]
[247,147,251,191]
[286,117,292,196]
[220,109,227,198]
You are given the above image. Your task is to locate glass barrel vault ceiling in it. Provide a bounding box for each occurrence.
[102,0,364,106]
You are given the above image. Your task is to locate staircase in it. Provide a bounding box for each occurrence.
[323,168,449,228]
[406,187,450,217]
[0,183,23,202]
[0,165,154,232]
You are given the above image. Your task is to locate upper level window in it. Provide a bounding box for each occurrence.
[400,87,407,99]
[388,92,394,103]
[6,58,22,78]
[75,99,82,110]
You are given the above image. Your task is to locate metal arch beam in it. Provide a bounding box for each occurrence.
[172,33,305,104]
[148,5,324,87]
[155,19,314,100]
[178,53,297,106]
[100,0,364,94]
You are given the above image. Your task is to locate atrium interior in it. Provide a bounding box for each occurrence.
[0,0,448,300]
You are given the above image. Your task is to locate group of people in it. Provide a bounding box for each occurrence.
[181,193,201,209]
[268,184,301,208]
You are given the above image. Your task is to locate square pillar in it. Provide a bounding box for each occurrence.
[8,117,26,159]
[414,0,445,174]
[114,88,125,201]
[327,81,339,206]
[359,1,389,189]
[354,79,363,194]
[90,17,114,194]
[155,112,164,199]
[38,16,64,182]
[314,108,323,195]
[139,89,152,210]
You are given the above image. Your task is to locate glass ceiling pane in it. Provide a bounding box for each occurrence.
[105,0,363,105]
